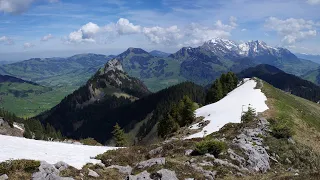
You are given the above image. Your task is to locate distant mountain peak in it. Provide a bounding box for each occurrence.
[103,59,124,74]
[126,47,149,54]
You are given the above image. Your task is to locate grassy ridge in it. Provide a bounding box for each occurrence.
[262,81,320,152]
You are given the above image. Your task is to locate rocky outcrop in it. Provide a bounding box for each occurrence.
[32,161,74,180]
[127,169,178,180]
[148,147,163,157]
[232,118,270,173]
[106,165,132,175]
[136,158,165,169]
[88,168,99,178]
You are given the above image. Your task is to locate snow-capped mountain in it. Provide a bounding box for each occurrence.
[201,38,300,64]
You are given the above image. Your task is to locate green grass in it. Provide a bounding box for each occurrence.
[0,82,74,118]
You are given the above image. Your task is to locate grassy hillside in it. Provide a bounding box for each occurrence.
[0,82,70,117]
[0,54,112,89]
[262,81,320,152]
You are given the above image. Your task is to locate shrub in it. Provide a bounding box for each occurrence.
[194,140,227,157]
[0,160,40,175]
[269,118,294,139]
[241,107,256,124]
[80,138,102,146]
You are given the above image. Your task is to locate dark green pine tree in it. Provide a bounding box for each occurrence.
[180,96,196,126]
[206,79,224,104]
[112,123,127,147]
[157,113,179,138]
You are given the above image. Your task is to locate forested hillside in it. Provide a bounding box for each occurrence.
[238,64,320,103]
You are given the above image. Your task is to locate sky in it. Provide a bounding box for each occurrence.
[0,0,320,61]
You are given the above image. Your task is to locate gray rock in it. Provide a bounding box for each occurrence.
[148,147,163,157]
[231,117,271,173]
[288,137,295,144]
[184,149,193,156]
[0,174,8,180]
[96,163,106,168]
[127,171,151,180]
[54,161,69,171]
[32,161,74,180]
[285,158,292,164]
[191,164,216,180]
[157,169,178,180]
[88,168,99,178]
[185,178,195,180]
[136,158,165,169]
[106,165,132,175]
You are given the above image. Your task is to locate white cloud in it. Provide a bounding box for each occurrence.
[0,36,14,45]
[265,17,318,44]
[0,0,58,14]
[0,0,33,14]
[241,29,247,32]
[184,17,237,46]
[64,17,237,46]
[41,34,53,41]
[66,22,101,43]
[23,42,35,48]
[115,18,141,35]
[307,0,320,5]
[142,25,182,45]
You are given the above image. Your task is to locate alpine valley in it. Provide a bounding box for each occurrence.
[2,38,320,179]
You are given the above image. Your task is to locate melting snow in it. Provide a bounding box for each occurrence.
[186,79,269,139]
[13,123,24,131]
[0,135,118,169]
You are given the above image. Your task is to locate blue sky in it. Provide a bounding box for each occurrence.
[0,0,320,60]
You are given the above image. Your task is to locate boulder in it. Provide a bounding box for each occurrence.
[88,168,99,178]
[32,161,74,180]
[184,149,193,156]
[127,171,151,180]
[148,147,163,157]
[106,165,132,175]
[157,169,178,180]
[136,158,165,169]
[54,161,69,171]
[0,174,8,180]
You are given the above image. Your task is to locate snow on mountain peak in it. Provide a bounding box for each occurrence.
[204,38,238,51]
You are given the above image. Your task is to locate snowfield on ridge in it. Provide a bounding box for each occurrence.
[186,79,269,139]
[0,135,118,169]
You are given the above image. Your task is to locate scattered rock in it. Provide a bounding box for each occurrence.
[136,158,165,169]
[190,164,216,180]
[88,168,99,178]
[0,174,8,180]
[96,163,106,168]
[149,147,163,157]
[157,169,178,180]
[127,171,151,180]
[185,149,193,156]
[285,158,292,164]
[106,165,132,175]
[32,161,74,180]
[288,138,295,144]
[232,118,271,173]
[54,161,69,171]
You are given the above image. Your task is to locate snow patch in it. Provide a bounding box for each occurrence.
[185,79,268,139]
[13,123,24,131]
[0,135,118,169]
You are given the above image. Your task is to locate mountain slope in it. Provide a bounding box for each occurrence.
[149,50,170,57]
[238,64,320,103]
[116,48,186,91]
[296,53,320,64]
[39,59,206,144]
[0,74,65,117]
[0,54,113,89]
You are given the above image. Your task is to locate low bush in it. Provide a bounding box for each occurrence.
[80,138,102,146]
[0,160,40,175]
[193,140,227,157]
[269,118,294,139]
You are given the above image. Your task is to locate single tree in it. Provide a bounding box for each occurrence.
[112,123,127,147]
